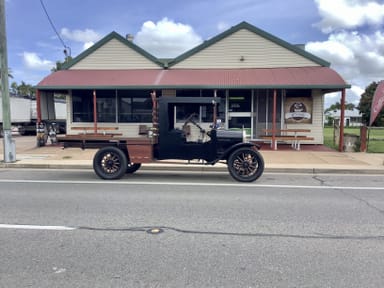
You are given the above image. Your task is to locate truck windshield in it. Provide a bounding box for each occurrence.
[175,103,217,123]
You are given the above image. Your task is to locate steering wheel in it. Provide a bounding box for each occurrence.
[182,113,205,134]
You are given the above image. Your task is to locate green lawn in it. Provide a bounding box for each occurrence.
[324,127,384,153]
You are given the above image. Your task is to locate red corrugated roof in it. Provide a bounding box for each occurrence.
[37,67,349,90]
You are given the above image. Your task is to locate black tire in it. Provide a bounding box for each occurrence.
[227,147,264,182]
[126,163,141,174]
[93,146,128,180]
[18,126,26,136]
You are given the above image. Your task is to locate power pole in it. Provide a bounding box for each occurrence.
[0,0,16,162]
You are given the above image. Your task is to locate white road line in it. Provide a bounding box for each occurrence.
[0,178,383,190]
[0,224,76,231]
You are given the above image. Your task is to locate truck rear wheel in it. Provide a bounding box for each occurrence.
[227,147,264,182]
[126,163,141,174]
[93,146,128,180]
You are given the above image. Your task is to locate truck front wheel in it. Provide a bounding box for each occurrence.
[93,146,128,180]
[227,147,264,182]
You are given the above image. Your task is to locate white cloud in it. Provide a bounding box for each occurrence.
[314,0,384,33]
[306,36,355,65]
[306,30,384,83]
[323,86,363,109]
[309,0,384,108]
[217,21,230,32]
[307,30,384,107]
[60,28,101,43]
[60,28,101,52]
[350,85,365,102]
[22,52,54,71]
[135,18,203,58]
[83,42,95,50]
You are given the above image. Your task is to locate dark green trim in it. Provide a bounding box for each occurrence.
[62,32,164,69]
[37,84,350,91]
[168,21,330,67]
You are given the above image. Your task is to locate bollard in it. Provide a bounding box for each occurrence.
[360,126,367,152]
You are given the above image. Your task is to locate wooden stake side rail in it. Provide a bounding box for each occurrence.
[57,134,154,159]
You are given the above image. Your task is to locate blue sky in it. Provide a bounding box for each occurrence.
[4,0,384,108]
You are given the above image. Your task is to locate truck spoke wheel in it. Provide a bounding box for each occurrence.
[227,147,264,182]
[93,146,127,180]
[126,163,141,174]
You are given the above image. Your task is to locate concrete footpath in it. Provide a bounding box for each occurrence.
[1,136,384,174]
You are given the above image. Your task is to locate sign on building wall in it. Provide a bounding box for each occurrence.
[284,97,312,124]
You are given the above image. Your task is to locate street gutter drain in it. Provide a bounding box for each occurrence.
[146,228,164,235]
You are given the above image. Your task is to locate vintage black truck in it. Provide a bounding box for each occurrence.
[57,94,264,182]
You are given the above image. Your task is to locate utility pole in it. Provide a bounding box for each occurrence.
[0,0,16,162]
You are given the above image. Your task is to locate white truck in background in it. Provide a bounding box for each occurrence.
[0,95,66,135]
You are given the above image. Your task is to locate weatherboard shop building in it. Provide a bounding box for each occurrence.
[36,22,350,150]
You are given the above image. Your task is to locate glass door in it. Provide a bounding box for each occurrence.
[227,90,252,136]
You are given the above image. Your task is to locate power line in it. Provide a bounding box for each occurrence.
[39,0,71,57]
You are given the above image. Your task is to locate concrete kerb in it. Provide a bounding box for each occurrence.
[1,160,384,175]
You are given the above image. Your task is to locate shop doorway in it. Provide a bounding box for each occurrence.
[253,89,282,139]
[228,90,252,135]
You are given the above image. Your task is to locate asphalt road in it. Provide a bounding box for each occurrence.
[1,169,384,288]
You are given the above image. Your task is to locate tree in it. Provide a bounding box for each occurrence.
[7,68,13,79]
[358,82,384,126]
[325,101,355,113]
[51,60,64,72]
[51,57,72,72]
[0,68,13,90]
[10,81,18,94]
[17,81,35,97]
[0,67,13,80]
[7,81,36,97]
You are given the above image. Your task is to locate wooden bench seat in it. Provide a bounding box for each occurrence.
[71,126,119,131]
[259,128,313,150]
[262,129,311,134]
[260,135,314,150]
[71,126,122,136]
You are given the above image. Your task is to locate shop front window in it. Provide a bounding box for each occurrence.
[72,90,93,122]
[228,117,251,129]
[72,89,153,123]
[118,90,153,123]
[96,90,116,122]
[228,90,252,112]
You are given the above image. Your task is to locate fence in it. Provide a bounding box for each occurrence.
[367,127,384,153]
[324,126,384,153]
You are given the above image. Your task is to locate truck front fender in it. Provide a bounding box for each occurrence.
[218,142,260,162]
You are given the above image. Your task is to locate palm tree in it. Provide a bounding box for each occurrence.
[17,81,35,97]
[8,68,13,79]
[0,68,13,92]
[0,67,13,80]
[10,81,18,94]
